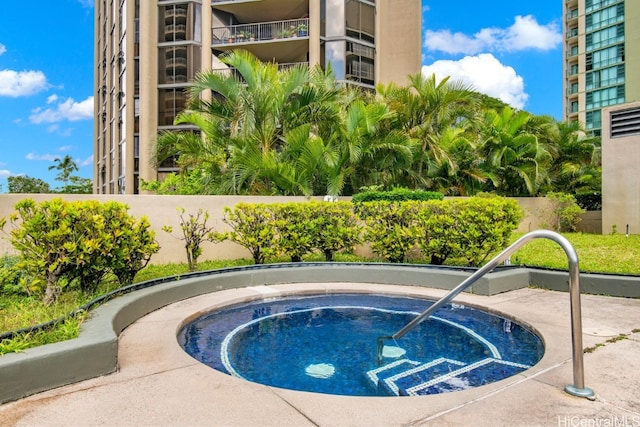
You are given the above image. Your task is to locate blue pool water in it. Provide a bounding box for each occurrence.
[178,293,544,397]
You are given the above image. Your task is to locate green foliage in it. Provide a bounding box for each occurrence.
[271,203,317,262]
[415,197,522,266]
[356,201,422,263]
[221,203,277,264]
[352,188,444,203]
[415,200,461,265]
[7,175,52,193]
[140,170,207,195]
[309,201,361,261]
[0,256,30,296]
[0,198,159,304]
[543,192,585,232]
[59,176,93,194]
[162,208,222,272]
[575,192,602,211]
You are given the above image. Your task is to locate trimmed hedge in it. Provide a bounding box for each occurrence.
[352,188,444,203]
[0,198,159,304]
[223,196,522,266]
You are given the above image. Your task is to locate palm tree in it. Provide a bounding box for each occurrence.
[328,98,415,194]
[547,120,601,194]
[48,155,78,187]
[378,73,479,188]
[154,50,345,196]
[477,107,554,196]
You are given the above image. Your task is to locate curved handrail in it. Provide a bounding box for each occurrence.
[377,229,595,399]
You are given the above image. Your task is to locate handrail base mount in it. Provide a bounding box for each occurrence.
[565,385,596,400]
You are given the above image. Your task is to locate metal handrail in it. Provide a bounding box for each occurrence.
[376,229,595,399]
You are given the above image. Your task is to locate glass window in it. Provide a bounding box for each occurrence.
[585,110,602,130]
[324,40,346,81]
[586,44,624,70]
[159,4,190,42]
[586,0,623,13]
[585,24,624,51]
[158,45,201,84]
[585,85,625,110]
[585,3,624,31]
[586,64,624,90]
[158,88,188,126]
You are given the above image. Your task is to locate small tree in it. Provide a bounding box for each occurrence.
[162,208,221,272]
[7,175,51,193]
[0,198,158,304]
[311,201,361,261]
[541,192,585,232]
[271,203,317,262]
[222,204,277,264]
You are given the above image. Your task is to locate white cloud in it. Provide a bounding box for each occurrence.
[78,155,94,167]
[26,152,59,162]
[0,170,12,179]
[0,43,6,56]
[0,70,48,97]
[77,0,93,7]
[47,94,59,104]
[26,152,93,168]
[29,96,94,123]
[504,15,563,51]
[422,54,528,109]
[424,15,561,55]
[58,145,74,152]
[47,124,60,133]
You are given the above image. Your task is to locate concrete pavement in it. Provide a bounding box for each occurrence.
[1,283,639,427]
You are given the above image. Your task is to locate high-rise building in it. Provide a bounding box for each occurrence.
[563,0,640,136]
[94,0,422,194]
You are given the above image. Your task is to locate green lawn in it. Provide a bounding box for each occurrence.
[2,232,639,354]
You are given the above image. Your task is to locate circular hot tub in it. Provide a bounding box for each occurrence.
[178,293,544,397]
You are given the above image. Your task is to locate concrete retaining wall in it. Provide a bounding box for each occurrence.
[0,194,572,264]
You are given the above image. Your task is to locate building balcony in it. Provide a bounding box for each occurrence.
[211,62,308,81]
[212,18,308,45]
[566,27,578,40]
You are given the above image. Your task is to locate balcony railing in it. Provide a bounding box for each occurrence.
[210,62,308,82]
[212,18,308,45]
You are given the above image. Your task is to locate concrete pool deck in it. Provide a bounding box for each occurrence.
[1,282,640,427]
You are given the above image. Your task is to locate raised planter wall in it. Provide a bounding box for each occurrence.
[0,195,579,265]
[0,263,636,404]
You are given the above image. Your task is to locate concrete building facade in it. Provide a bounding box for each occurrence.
[601,101,640,234]
[562,0,640,136]
[94,0,422,194]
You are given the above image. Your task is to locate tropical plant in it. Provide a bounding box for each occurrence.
[477,107,554,196]
[7,175,51,193]
[0,199,158,304]
[541,192,585,232]
[162,208,222,272]
[221,203,278,264]
[378,73,478,188]
[48,155,79,188]
[547,120,601,195]
[153,50,345,196]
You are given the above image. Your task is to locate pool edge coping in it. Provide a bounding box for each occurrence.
[1,263,638,404]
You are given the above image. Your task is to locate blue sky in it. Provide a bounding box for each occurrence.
[0,1,563,192]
